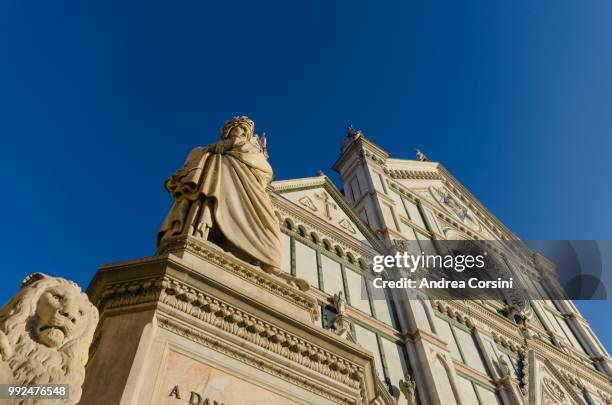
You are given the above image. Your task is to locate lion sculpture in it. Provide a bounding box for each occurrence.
[0,273,98,404]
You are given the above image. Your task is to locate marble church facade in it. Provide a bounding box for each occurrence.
[79,123,612,405]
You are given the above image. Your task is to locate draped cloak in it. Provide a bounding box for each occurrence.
[158,138,282,269]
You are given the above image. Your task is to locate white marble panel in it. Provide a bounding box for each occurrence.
[295,241,319,288]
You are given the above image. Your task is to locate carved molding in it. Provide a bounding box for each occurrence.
[360,149,387,167]
[430,299,611,395]
[431,301,476,331]
[157,316,358,405]
[490,332,526,357]
[542,376,566,403]
[95,274,371,404]
[273,195,381,264]
[385,170,523,249]
[598,390,612,405]
[157,236,320,322]
[384,168,441,181]
[541,359,587,405]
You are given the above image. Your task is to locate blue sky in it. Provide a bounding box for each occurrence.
[1,1,611,350]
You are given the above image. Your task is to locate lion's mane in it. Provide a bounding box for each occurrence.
[0,273,98,404]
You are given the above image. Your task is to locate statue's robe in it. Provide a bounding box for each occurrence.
[158,138,282,269]
[0,359,14,386]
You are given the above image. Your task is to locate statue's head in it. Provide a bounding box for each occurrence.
[0,273,98,404]
[220,116,254,141]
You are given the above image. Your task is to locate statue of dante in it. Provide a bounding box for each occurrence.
[158,116,308,290]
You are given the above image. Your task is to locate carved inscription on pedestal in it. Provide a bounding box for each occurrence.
[158,351,297,405]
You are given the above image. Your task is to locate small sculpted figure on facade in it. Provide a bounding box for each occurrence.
[158,116,308,290]
[498,356,512,378]
[332,291,347,316]
[331,291,355,341]
[399,373,417,405]
[0,273,98,404]
[500,301,533,340]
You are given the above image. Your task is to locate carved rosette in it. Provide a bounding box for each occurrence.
[542,376,567,404]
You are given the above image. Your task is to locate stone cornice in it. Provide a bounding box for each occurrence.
[454,361,496,388]
[387,163,516,243]
[405,329,449,352]
[385,168,442,181]
[157,316,357,404]
[272,176,327,192]
[94,272,378,404]
[157,236,320,322]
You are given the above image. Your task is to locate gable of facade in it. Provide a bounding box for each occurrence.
[272,175,374,244]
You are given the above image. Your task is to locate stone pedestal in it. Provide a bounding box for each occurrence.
[81,236,379,405]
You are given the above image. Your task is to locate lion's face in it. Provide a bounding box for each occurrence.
[33,284,90,349]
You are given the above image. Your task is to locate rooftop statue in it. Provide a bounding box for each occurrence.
[415,148,429,162]
[158,116,308,291]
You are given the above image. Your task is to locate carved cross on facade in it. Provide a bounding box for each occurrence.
[315,192,337,220]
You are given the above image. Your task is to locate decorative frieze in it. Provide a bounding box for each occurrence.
[158,317,358,405]
[360,149,386,167]
[274,201,377,268]
[490,331,526,356]
[384,168,441,181]
[431,300,475,330]
[542,376,566,403]
[157,235,320,322]
[95,274,371,404]
[598,390,612,404]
